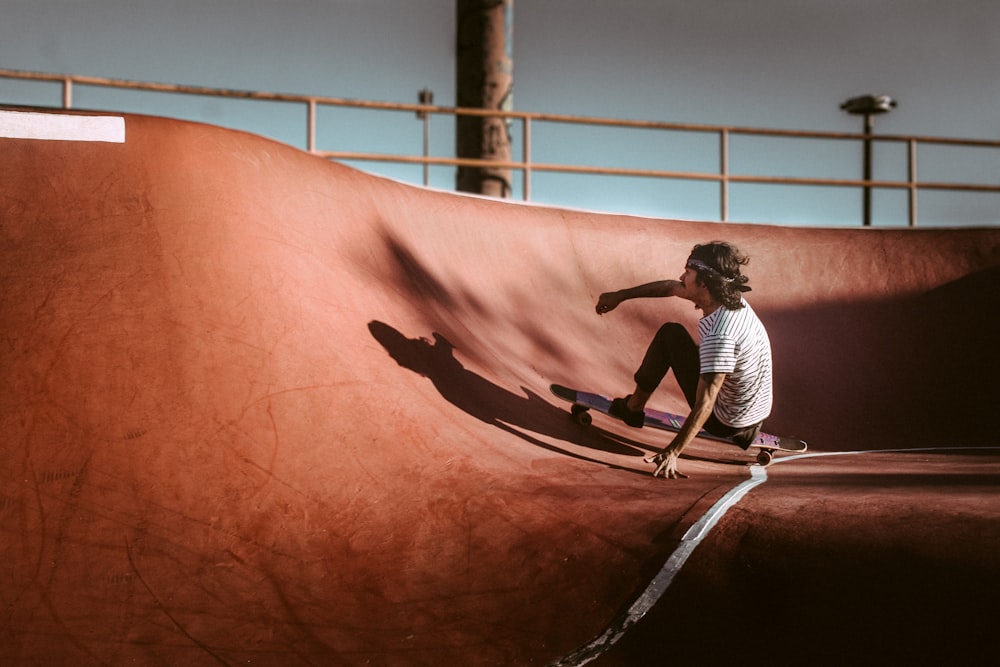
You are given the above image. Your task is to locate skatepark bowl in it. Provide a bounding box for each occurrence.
[2,109,999,666]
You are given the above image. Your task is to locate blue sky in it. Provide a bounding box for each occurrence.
[2,0,998,226]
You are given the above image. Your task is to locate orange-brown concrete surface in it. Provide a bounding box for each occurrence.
[2,111,998,666]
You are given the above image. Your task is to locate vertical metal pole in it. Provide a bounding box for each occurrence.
[423,113,431,187]
[908,139,918,227]
[862,113,874,226]
[417,88,434,187]
[63,77,73,109]
[522,116,531,201]
[720,129,730,222]
[307,99,316,153]
[456,0,514,198]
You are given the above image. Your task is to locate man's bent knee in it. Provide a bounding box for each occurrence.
[654,322,688,343]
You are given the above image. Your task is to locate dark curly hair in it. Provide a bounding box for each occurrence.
[687,242,751,309]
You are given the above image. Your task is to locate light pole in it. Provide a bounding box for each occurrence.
[456,0,514,198]
[841,94,896,226]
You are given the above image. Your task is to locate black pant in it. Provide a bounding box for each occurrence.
[633,323,761,449]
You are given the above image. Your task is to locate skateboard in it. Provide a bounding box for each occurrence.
[550,384,807,465]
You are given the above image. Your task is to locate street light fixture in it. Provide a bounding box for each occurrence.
[841,95,896,226]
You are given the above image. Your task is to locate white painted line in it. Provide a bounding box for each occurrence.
[767,445,1000,464]
[0,110,125,142]
[552,466,769,667]
[553,445,1000,666]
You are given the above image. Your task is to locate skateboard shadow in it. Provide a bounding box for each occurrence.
[368,320,654,465]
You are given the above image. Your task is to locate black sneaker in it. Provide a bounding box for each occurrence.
[732,422,762,450]
[610,396,645,428]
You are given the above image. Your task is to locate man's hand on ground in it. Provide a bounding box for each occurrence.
[650,450,688,479]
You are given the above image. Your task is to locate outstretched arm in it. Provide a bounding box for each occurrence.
[596,280,681,314]
[651,372,726,479]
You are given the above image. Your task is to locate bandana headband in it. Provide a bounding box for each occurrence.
[686,258,752,292]
[686,258,732,282]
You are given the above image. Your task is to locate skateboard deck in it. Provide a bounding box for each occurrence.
[550,383,807,465]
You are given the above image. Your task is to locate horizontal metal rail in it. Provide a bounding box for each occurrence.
[317,149,1000,191]
[3,67,999,226]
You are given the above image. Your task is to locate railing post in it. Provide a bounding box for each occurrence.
[62,77,73,109]
[422,113,431,186]
[417,88,434,187]
[523,116,532,201]
[720,129,729,222]
[307,99,317,153]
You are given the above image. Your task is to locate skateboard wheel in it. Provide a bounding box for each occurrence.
[570,405,592,426]
[756,450,773,466]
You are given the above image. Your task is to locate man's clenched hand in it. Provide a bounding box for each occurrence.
[595,292,622,315]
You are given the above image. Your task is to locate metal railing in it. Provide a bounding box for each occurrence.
[3,68,999,227]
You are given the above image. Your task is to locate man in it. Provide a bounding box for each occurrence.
[595,242,772,479]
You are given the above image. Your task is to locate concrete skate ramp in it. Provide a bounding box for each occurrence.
[2,111,998,665]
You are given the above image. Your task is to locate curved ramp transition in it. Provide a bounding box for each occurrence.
[2,111,998,665]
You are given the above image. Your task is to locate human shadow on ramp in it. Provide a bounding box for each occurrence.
[368,320,652,464]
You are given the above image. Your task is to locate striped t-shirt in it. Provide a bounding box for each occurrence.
[698,299,773,428]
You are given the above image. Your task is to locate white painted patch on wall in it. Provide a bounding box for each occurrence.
[0,110,125,142]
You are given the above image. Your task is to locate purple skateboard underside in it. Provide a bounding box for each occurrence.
[550,384,806,452]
